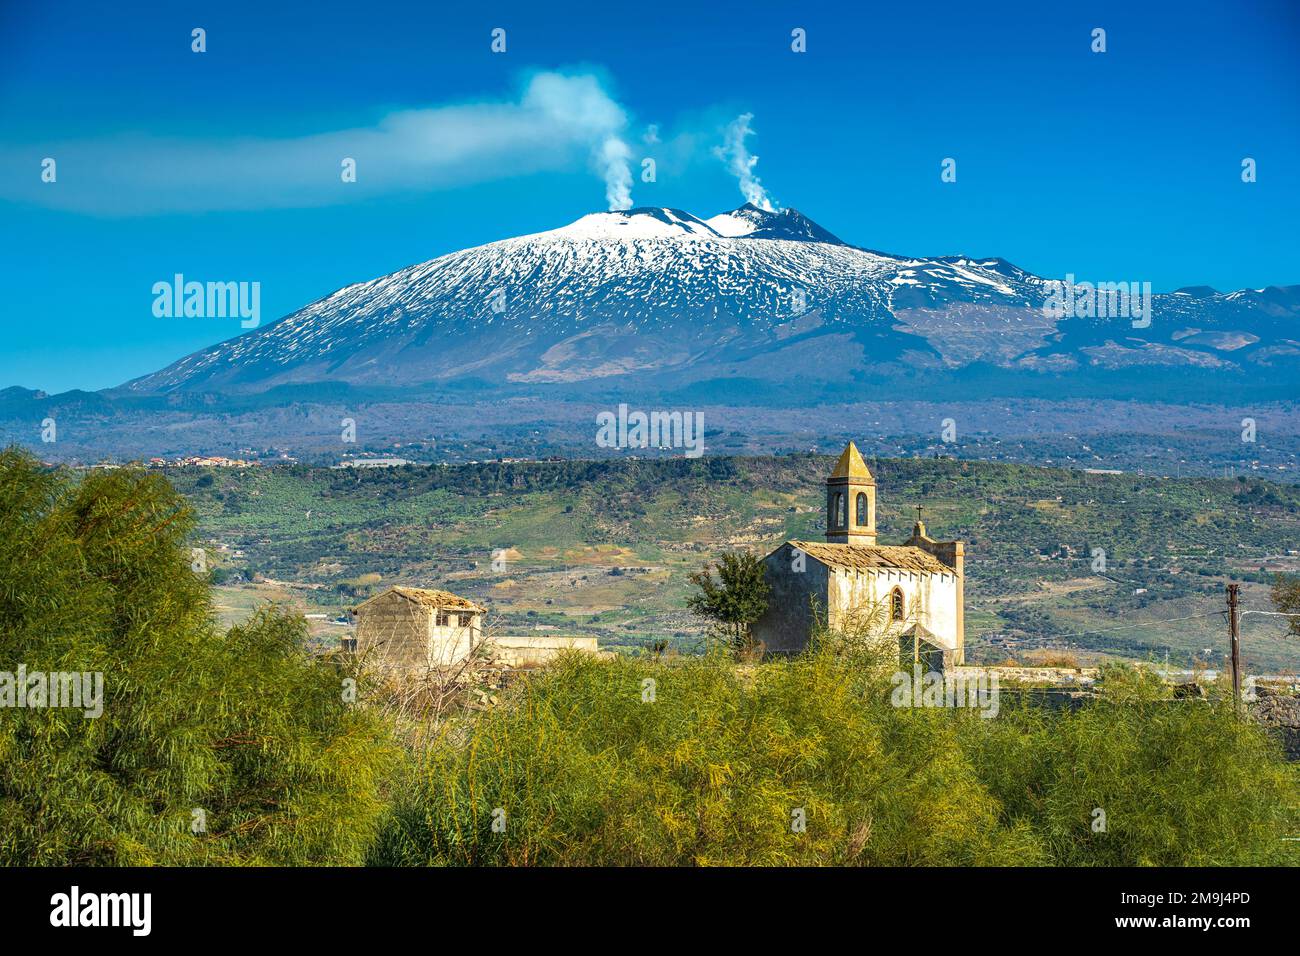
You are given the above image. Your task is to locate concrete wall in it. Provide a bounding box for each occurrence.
[491,635,599,668]
[751,543,828,654]
[429,616,481,667]
[428,613,486,665]
[950,665,1099,686]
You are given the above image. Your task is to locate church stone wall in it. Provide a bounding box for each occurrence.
[827,567,962,656]
[752,543,828,654]
[747,444,966,665]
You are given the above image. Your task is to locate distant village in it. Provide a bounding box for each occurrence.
[149,455,260,468]
[92,453,569,470]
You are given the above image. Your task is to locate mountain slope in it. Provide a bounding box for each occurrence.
[123,204,1300,396]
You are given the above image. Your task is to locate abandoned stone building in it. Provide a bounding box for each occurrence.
[352,587,486,669]
[352,585,598,670]
[750,442,966,666]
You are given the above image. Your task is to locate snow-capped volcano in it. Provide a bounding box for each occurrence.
[706,203,848,245]
[549,206,722,240]
[125,205,1300,395]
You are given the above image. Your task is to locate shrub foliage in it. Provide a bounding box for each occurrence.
[0,449,397,865]
[374,650,1297,866]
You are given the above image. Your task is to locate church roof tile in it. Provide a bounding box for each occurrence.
[787,540,951,574]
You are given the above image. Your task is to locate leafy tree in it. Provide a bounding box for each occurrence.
[686,551,770,652]
[0,448,398,864]
[1271,573,1300,637]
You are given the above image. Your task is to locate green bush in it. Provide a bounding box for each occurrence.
[375,649,1028,866]
[0,449,399,865]
[964,667,1298,866]
[374,652,1297,867]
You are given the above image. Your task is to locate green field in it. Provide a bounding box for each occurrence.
[172,455,1300,671]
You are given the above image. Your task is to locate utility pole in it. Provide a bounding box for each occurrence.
[1226,584,1242,715]
[912,507,924,669]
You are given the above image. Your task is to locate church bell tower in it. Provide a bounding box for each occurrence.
[825,441,876,545]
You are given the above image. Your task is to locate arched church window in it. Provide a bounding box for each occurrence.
[831,492,844,529]
[856,492,868,527]
[890,588,905,622]
[839,493,848,528]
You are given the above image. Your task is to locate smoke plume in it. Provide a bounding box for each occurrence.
[714,113,775,211]
[599,136,634,211]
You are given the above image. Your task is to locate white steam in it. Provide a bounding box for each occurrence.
[599,136,634,211]
[520,72,634,211]
[714,113,775,211]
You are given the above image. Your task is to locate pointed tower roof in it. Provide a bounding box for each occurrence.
[829,442,873,482]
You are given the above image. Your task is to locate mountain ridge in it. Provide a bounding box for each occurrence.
[119,204,1300,397]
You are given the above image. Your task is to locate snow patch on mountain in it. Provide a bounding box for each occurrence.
[546,207,721,240]
[121,203,1300,395]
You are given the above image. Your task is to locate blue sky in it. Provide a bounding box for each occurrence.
[1,0,1297,392]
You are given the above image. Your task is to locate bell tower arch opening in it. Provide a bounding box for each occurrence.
[824,441,877,545]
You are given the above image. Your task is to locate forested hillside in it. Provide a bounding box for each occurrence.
[166,455,1300,670]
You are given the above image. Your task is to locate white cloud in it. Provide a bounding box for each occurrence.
[0,71,636,215]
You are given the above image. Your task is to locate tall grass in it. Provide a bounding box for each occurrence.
[370,648,1297,866]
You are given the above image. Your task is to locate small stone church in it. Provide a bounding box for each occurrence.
[751,442,966,666]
